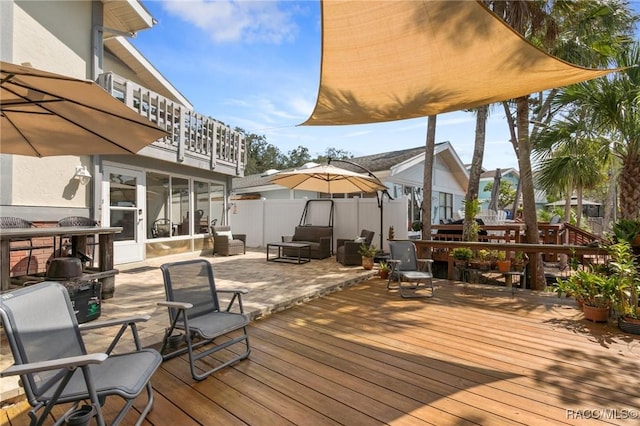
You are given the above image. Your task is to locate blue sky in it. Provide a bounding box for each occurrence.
[132,1,640,171]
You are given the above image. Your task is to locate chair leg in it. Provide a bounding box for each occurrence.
[399,279,434,298]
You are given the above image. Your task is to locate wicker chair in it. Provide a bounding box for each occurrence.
[56,216,98,263]
[211,225,246,256]
[336,229,375,266]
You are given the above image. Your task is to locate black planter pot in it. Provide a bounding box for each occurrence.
[618,317,640,335]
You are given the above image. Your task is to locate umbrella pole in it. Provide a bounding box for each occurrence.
[328,157,391,253]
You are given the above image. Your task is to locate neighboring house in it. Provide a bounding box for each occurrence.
[478,168,520,210]
[233,142,470,225]
[477,168,550,214]
[1,0,245,269]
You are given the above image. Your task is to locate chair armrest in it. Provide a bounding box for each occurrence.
[217,289,249,295]
[1,353,108,377]
[216,289,248,313]
[343,241,361,251]
[158,300,194,310]
[336,238,353,249]
[80,315,152,353]
[418,258,434,273]
[79,315,150,331]
[233,234,246,243]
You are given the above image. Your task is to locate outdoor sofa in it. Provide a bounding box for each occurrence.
[282,225,332,259]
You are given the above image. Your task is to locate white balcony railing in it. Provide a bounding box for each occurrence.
[97,72,246,175]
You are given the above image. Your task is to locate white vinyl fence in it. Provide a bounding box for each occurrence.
[228,196,411,253]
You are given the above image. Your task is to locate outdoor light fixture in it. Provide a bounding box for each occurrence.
[73,165,92,185]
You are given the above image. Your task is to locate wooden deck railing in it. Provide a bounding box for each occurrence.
[97,72,246,174]
[412,239,610,285]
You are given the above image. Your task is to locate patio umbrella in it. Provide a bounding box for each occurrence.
[488,168,501,212]
[1,61,168,157]
[270,164,386,194]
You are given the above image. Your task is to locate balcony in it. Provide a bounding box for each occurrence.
[97,72,246,177]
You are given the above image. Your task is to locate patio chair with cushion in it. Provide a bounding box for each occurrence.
[336,229,375,266]
[0,281,162,426]
[158,259,251,381]
[212,225,246,256]
[387,240,434,298]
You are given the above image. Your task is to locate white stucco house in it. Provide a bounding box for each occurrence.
[1,0,246,271]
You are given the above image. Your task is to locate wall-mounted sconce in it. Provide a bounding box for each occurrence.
[73,165,92,185]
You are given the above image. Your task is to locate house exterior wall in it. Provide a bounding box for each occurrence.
[1,1,92,217]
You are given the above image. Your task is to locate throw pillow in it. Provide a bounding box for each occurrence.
[217,230,234,239]
[354,236,366,243]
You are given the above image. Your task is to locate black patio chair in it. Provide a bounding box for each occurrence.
[0,281,162,426]
[158,259,251,380]
[387,240,434,298]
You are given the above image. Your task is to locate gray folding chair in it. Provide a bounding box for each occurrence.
[0,282,162,426]
[387,241,435,298]
[159,259,251,381]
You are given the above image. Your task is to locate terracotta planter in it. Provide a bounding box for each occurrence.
[582,305,610,323]
[496,260,511,273]
[379,270,389,280]
[362,257,374,270]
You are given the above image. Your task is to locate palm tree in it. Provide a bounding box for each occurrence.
[463,105,489,242]
[533,115,608,227]
[487,0,635,289]
[558,43,640,220]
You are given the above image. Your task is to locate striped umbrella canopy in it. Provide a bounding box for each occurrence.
[270,164,386,194]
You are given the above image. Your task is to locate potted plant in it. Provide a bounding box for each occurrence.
[359,243,378,270]
[378,261,391,279]
[608,242,640,333]
[477,249,491,271]
[451,247,473,268]
[488,250,501,270]
[573,269,616,322]
[495,251,511,273]
[512,251,528,272]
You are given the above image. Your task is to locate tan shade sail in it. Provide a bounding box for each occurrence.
[302,0,616,126]
[270,164,387,194]
[1,61,168,157]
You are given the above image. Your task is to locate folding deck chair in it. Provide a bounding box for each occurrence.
[387,240,435,298]
[159,259,251,381]
[0,282,162,426]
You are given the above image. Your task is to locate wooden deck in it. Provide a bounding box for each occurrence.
[5,277,640,425]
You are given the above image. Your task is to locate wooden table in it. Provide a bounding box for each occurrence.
[1,226,122,296]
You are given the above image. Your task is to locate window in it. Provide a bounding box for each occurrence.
[146,173,225,239]
[439,192,453,221]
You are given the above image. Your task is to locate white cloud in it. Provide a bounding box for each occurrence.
[161,0,298,43]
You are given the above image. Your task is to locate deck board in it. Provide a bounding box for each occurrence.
[6,277,640,425]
